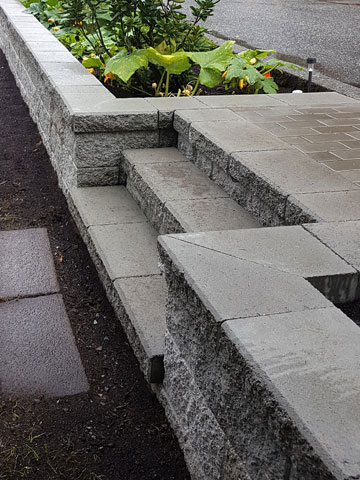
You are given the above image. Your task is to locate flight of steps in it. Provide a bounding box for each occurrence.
[70,147,261,383]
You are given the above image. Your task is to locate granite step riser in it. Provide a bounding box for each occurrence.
[67,195,164,383]
[125,167,185,235]
[177,134,318,227]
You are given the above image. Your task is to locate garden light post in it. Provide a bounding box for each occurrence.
[306,57,316,92]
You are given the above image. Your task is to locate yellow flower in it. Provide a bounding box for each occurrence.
[104,72,115,83]
[90,53,96,58]
[239,78,244,89]
[53,26,60,32]
[250,58,256,65]
[152,82,157,89]
[244,75,248,81]
[222,70,228,79]
[182,89,191,96]
[87,68,95,75]
[48,18,55,23]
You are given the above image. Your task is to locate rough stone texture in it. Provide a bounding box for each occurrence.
[304,220,360,272]
[88,222,161,280]
[0,228,59,299]
[113,276,167,383]
[145,96,209,128]
[0,295,89,397]
[70,185,147,227]
[76,166,119,187]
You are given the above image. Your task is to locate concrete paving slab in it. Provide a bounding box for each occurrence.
[271,92,360,106]
[164,226,358,302]
[0,228,59,299]
[70,186,147,227]
[196,95,284,108]
[224,307,360,480]
[89,223,161,280]
[122,147,187,166]
[304,221,360,272]
[114,275,166,383]
[0,295,88,397]
[190,121,291,165]
[159,235,331,323]
[174,108,240,137]
[287,190,360,222]
[230,149,357,194]
[166,198,261,232]
[131,161,229,202]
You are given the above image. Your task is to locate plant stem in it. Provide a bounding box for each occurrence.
[165,71,170,97]
[155,69,166,96]
[191,76,200,96]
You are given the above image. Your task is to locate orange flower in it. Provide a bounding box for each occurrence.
[104,72,115,83]
[264,72,271,78]
[53,26,60,32]
[87,68,95,75]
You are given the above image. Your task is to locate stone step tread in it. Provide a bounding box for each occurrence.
[122,147,260,234]
[70,185,167,382]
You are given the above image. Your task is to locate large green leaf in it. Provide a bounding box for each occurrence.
[82,57,103,68]
[266,58,304,71]
[145,48,190,74]
[225,56,248,81]
[188,40,234,71]
[105,49,148,83]
[199,67,222,87]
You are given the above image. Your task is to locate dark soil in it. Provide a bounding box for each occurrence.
[0,49,189,480]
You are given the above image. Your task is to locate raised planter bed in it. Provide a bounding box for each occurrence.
[2,1,360,479]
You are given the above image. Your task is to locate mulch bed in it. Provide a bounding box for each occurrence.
[0,49,189,480]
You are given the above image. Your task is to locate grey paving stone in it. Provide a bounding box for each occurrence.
[287,190,360,223]
[197,95,283,108]
[332,148,360,160]
[159,235,331,323]
[304,221,360,272]
[0,295,88,397]
[166,198,260,233]
[122,147,186,168]
[130,161,228,202]
[190,120,290,171]
[231,149,357,195]
[270,92,360,106]
[174,108,240,137]
[41,61,102,86]
[165,226,358,302]
[89,223,161,280]
[296,141,349,153]
[224,307,360,480]
[70,186,147,227]
[323,159,360,171]
[0,228,59,299]
[145,96,209,128]
[114,275,167,383]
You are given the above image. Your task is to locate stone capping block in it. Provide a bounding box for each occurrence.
[223,308,360,480]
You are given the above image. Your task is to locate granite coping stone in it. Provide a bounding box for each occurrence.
[304,221,360,272]
[114,275,166,382]
[89,223,161,280]
[70,186,148,227]
[223,307,360,479]
[0,228,59,299]
[0,295,89,397]
[158,235,332,323]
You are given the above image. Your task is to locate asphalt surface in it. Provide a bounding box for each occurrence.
[183,0,360,87]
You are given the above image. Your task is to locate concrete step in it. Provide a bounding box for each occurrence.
[69,185,166,383]
[121,147,260,234]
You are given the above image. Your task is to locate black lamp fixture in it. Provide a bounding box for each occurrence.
[306,57,316,93]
